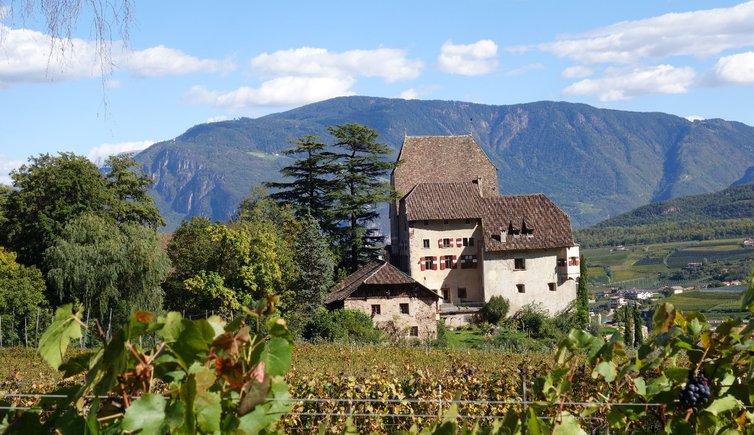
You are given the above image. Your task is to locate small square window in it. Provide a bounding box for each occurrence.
[463,237,474,247]
[465,219,470,224]
[443,219,448,224]
[371,304,381,315]
[514,258,526,270]
[458,287,467,299]
[423,239,430,248]
[548,282,556,291]
[400,303,410,314]
[517,284,525,293]
[410,326,419,337]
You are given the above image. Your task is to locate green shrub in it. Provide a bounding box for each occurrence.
[302,308,384,344]
[479,296,510,325]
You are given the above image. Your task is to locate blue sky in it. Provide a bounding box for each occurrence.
[2,1,754,184]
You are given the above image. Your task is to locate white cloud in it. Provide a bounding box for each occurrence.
[120,45,235,77]
[187,76,356,110]
[399,88,418,99]
[251,47,422,83]
[207,116,228,123]
[711,51,754,84]
[563,64,695,101]
[562,66,594,79]
[438,40,499,76]
[686,115,705,122]
[0,157,23,186]
[0,24,233,86]
[536,2,754,64]
[506,63,544,77]
[87,140,154,165]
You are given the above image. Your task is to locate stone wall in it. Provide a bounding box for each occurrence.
[345,295,439,340]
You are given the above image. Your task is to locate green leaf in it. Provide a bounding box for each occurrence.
[653,303,675,333]
[703,395,742,416]
[593,361,617,382]
[54,409,86,435]
[552,412,587,435]
[191,365,222,434]
[260,337,292,376]
[632,377,646,396]
[527,407,543,435]
[59,350,97,378]
[38,304,83,369]
[122,393,167,434]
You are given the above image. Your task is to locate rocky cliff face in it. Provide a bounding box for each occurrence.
[133,97,754,230]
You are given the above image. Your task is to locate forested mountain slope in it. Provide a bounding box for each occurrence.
[134,96,754,230]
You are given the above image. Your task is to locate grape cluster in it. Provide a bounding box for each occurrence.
[679,372,711,409]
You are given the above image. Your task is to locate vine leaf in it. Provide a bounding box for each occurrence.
[122,393,167,434]
[260,337,291,376]
[38,304,83,369]
[703,395,742,416]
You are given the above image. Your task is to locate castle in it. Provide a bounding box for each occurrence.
[328,134,580,336]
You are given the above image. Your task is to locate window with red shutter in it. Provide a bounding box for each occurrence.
[438,239,443,248]
[431,256,438,270]
[420,257,426,271]
[452,255,458,268]
[456,238,463,247]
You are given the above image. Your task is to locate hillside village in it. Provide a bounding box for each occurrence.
[327,135,580,338]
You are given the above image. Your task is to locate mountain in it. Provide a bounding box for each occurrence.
[134,96,754,230]
[592,183,754,228]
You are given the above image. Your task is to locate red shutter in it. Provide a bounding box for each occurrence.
[420,257,426,271]
[449,239,455,247]
[438,239,443,248]
[440,258,445,270]
[456,238,463,246]
[452,255,458,268]
[431,256,438,270]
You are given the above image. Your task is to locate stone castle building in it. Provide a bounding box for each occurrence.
[389,135,580,320]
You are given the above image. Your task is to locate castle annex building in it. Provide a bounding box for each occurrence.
[389,135,580,318]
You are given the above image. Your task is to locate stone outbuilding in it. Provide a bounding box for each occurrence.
[325,260,440,340]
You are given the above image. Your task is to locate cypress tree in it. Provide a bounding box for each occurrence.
[633,304,644,346]
[293,214,335,316]
[623,305,634,346]
[575,254,590,329]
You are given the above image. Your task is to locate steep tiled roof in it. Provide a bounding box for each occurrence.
[481,194,575,252]
[325,261,438,304]
[392,135,498,199]
[402,182,485,221]
[401,182,575,252]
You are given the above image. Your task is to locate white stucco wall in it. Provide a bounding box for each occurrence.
[407,220,485,304]
[483,248,578,315]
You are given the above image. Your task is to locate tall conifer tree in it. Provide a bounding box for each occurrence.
[263,136,339,236]
[328,123,397,272]
[575,254,590,329]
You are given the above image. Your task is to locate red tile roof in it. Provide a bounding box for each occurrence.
[325,260,438,304]
[401,182,575,252]
[392,135,499,199]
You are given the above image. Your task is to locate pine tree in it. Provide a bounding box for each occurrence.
[328,123,397,272]
[575,254,590,329]
[263,136,339,235]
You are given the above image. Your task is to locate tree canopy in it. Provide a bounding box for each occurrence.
[1,153,164,269]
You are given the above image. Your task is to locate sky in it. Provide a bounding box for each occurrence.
[2,0,754,184]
